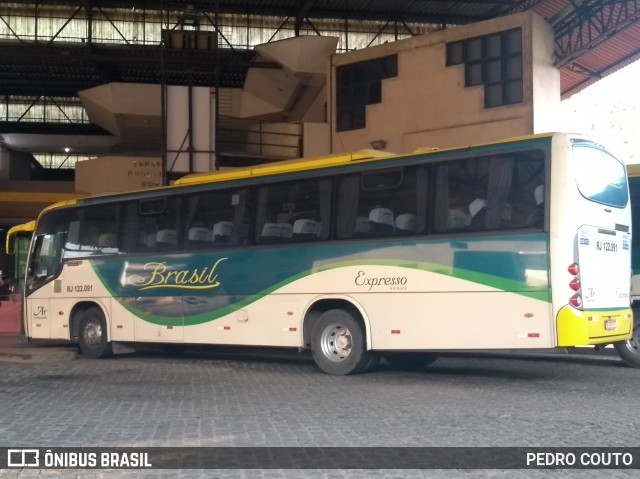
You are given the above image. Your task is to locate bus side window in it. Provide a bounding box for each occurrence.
[255,179,330,244]
[133,196,180,253]
[65,205,119,257]
[337,166,425,239]
[184,188,249,249]
[435,155,518,233]
[501,152,546,229]
[433,163,474,233]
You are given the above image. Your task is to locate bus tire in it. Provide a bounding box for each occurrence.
[78,307,113,359]
[357,352,381,374]
[310,308,373,375]
[614,318,640,368]
[384,352,439,369]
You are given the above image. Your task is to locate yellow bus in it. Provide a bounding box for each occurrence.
[20,133,633,374]
[4,221,36,295]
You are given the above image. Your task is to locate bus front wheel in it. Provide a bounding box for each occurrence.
[78,307,113,359]
[310,309,374,375]
[614,318,640,368]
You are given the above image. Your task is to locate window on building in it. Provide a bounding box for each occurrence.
[446,28,523,108]
[336,55,398,132]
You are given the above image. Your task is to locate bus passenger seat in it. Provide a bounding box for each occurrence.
[278,223,293,241]
[156,229,177,249]
[395,213,417,234]
[447,209,468,230]
[468,198,487,230]
[98,233,117,248]
[369,207,394,236]
[293,219,319,241]
[353,216,371,237]
[140,232,156,249]
[212,221,233,244]
[261,223,282,243]
[534,184,544,206]
[188,227,212,247]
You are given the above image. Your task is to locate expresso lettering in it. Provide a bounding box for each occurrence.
[354,270,407,290]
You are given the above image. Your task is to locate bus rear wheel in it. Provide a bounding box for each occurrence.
[310,309,374,375]
[614,318,640,368]
[78,307,113,359]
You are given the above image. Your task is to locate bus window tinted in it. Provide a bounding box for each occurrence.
[65,205,119,257]
[573,144,628,208]
[337,166,427,239]
[433,151,545,233]
[125,196,180,253]
[184,188,250,248]
[255,178,331,244]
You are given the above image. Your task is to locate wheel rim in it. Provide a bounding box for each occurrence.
[319,322,353,363]
[83,318,103,348]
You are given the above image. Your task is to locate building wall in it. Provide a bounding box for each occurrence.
[330,11,560,154]
[75,156,162,194]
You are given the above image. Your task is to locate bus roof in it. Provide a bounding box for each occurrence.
[174,149,394,186]
[175,133,558,187]
[37,132,562,213]
[5,220,35,255]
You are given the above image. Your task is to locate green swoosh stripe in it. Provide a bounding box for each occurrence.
[92,259,550,327]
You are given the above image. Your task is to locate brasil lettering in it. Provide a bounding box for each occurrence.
[127,258,228,291]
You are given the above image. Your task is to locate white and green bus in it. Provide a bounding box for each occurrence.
[22,132,633,374]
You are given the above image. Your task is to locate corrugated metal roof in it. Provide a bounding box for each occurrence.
[529,0,640,98]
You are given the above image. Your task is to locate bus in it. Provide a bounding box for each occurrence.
[2,221,35,334]
[5,221,36,295]
[616,163,640,367]
[21,132,633,374]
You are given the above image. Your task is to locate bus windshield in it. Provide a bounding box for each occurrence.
[573,142,628,208]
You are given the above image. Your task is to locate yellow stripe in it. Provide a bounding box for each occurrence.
[5,220,36,255]
[0,192,85,203]
[175,133,558,187]
[175,149,392,186]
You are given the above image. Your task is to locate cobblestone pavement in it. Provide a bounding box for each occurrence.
[0,348,638,479]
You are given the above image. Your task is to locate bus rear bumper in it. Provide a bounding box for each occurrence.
[557,306,633,346]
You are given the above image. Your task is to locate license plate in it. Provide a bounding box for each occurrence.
[605,319,617,331]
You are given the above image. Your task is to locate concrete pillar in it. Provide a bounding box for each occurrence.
[166,86,217,174]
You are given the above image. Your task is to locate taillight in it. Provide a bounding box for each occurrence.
[568,262,581,309]
[569,294,582,308]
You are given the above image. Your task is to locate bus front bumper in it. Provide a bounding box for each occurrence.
[557,306,633,346]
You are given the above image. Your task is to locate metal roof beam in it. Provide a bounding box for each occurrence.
[554,0,640,68]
